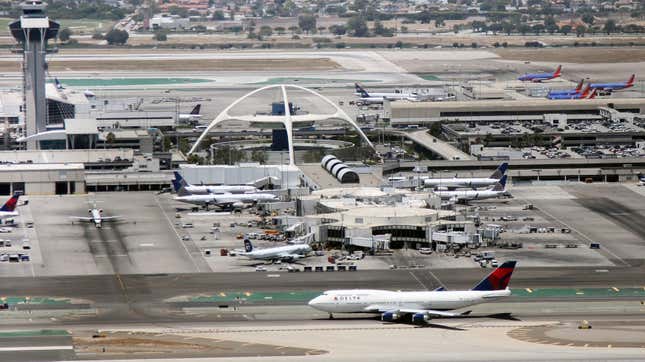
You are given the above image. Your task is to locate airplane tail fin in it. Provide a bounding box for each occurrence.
[190,104,201,115]
[172,171,192,196]
[491,175,507,191]
[0,192,20,212]
[489,162,509,180]
[54,77,63,90]
[355,83,369,97]
[244,239,253,252]
[580,85,592,98]
[586,88,597,99]
[627,74,635,85]
[553,65,562,77]
[575,79,584,93]
[471,261,517,291]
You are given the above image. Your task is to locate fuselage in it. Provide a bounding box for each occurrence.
[175,192,277,206]
[308,289,510,313]
[424,177,499,189]
[589,82,633,91]
[242,244,311,260]
[434,189,506,201]
[518,73,558,82]
[90,209,103,228]
[184,185,258,195]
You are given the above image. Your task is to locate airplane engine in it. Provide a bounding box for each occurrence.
[99,209,103,213]
[411,313,428,324]
[88,209,92,213]
[381,312,399,322]
[233,202,245,209]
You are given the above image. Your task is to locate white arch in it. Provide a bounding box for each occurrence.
[189,84,375,166]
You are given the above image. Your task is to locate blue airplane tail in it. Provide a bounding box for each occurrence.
[172,172,191,196]
[492,175,507,191]
[354,83,369,97]
[490,162,508,179]
[471,261,516,291]
[244,239,253,252]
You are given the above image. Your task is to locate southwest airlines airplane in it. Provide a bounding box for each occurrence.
[547,79,584,97]
[308,261,516,323]
[590,74,635,92]
[518,65,561,82]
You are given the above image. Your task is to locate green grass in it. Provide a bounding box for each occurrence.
[416,74,441,81]
[254,77,377,85]
[1,296,71,305]
[50,78,212,87]
[0,330,69,338]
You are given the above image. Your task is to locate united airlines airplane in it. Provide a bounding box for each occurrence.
[308,261,517,323]
[424,162,508,189]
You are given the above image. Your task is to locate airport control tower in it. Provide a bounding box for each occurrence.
[9,1,59,149]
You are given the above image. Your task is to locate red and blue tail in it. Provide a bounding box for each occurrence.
[471,261,516,291]
[0,192,20,212]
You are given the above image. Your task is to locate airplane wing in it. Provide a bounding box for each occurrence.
[101,216,122,221]
[69,216,93,221]
[277,253,303,261]
[365,305,465,318]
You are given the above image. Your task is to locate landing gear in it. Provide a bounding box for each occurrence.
[329,313,334,320]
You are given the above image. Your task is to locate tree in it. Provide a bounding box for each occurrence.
[329,24,347,35]
[168,5,188,18]
[581,13,594,26]
[453,24,461,34]
[212,10,225,20]
[275,26,286,34]
[259,25,273,37]
[346,16,369,37]
[519,24,531,35]
[560,24,572,35]
[502,21,513,35]
[532,24,544,35]
[153,31,167,41]
[544,16,558,34]
[58,27,72,42]
[603,19,617,34]
[575,24,586,37]
[373,20,393,37]
[105,29,129,45]
[288,25,299,34]
[251,150,267,164]
[298,13,317,34]
[435,17,445,28]
[317,26,326,34]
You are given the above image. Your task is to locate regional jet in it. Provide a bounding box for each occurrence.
[424,162,508,189]
[518,65,561,82]
[433,175,510,203]
[308,261,517,322]
[239,238,312,263]
[590,74,635,92]
[0,192,21,221]
[69,201,122,228]
[172,172,258,195]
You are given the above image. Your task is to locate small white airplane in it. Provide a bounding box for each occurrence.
[69,201,122,228]
[239,238,312,262]
[0,192,21,221]
[172,172,258,195]
[308,261,516,322]
[433,175,510,203]
[178,104,202,124]
[424,163,508,189]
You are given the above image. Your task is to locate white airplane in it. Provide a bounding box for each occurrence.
[354,83,419,104]
[69,201,122,228]
[239,238,312,262]
[0,192,21,221]
[172,172,258,195]
[424,163,508,189]
[433,175,510,203]
[308,261,516,322]
[178,104,202,124]
[173,180,277,210]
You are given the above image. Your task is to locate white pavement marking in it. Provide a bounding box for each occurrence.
[154,195,201,272]
[0,346,73,351]
[408,271,429,290]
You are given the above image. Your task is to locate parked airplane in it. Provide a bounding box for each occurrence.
[69,201,122,228]
[172,172,258,195]
[590,74,635,92]
[547,79,584,96]
[238,238,312,262]
[424,162,508,189]
[547,85,596,100]
[518,65,561,82]
[178,104,202,123]
[308,261,517,322]
[354,83,419,104]
[0,192,21,221]
[433,175,510,203]
[173,186,278,211]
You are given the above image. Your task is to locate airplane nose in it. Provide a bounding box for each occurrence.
[308,296,321,307]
